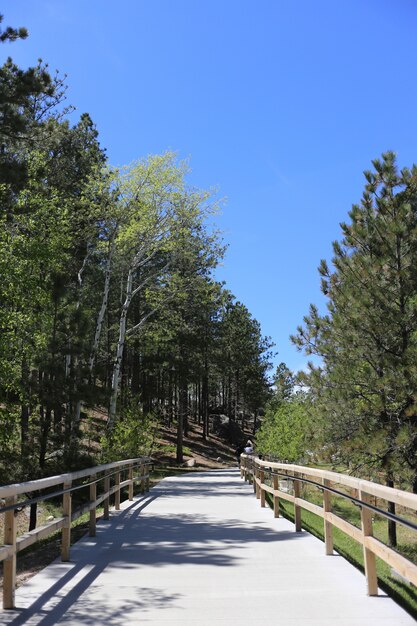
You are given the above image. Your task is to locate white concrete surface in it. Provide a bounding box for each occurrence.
[0,469,415,625]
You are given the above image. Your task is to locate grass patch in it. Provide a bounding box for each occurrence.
[265,491,417,619]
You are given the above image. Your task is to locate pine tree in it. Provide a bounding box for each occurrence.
[293,152,417,545]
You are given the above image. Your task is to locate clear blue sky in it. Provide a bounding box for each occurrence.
[3,0,417,373]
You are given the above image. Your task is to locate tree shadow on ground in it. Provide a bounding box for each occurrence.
[153,468,254,498]
[0,470,303,626]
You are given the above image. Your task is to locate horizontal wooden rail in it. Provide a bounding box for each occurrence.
[0,457,152,610]
[240,454,417,595]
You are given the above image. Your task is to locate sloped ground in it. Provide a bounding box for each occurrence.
[152,421,237,468]
[0,419,238,592]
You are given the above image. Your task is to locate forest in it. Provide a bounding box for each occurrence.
[3,13,417,526]
[0,16,273,486]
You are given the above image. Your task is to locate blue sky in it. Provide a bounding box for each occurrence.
[3,1,417,372]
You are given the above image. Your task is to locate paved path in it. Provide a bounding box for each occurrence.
[0,469,415,625]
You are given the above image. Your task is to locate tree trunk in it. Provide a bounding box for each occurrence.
[168,367,173,427]
[183,381,189,437]
[131,344,140,395]
[54,400,62,437]
[176,385,184,465]
[202,362,209,440]
[29,502,38,532]
[235,368,240,420]
[20,404,29,462]
[109,268,133,429]
[89,240,115,374]
[20,358,30,466]
[227,374,233,419]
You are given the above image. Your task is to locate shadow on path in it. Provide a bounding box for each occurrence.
[0,469,303,626]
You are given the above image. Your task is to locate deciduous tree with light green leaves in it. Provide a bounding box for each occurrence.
[0,14,275,491]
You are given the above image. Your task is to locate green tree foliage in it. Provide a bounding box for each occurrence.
[256,394,311,462]
[292,152,417,543]
[0,14,28,43]
[218,297,274,422]
[100,400,157,462]
[256,363,311,462]
[272,362,294,405]
[0,19,274,485]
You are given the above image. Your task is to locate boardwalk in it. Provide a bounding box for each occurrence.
[0,469,415,625]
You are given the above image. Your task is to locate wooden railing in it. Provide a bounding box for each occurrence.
[240,454,417,595]
[0,457,151,609]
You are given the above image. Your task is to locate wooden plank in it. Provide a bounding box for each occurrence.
[273,474,280,518]
[294,476,302,532]
[16,518,65,552]
[0,457,152,499]
[324,512,363,543]
[108,484,121,497]
[260,470,265,507]
[71,480,128,519]
[146,464,150,492]
[128,464,134,501]
[9,456,412,514]
[365,536,417,588]
[295,497,323,518]
[360,490,378,596]
[323,479,333,556]
[357,481,417,511]
[103,474,110,520]
[273,489,295,504]
[3,495,17,609]
[114,471,121,511]
[0,544,14,563]
[95,492,107,507]
[90,474,97,537]
[255,459,417,510]
[61,481,72,562]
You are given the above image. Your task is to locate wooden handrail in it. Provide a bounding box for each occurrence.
[240,454,417,595]
[1,456,152,609]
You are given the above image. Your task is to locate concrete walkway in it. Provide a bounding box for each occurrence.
[0,469,415,625]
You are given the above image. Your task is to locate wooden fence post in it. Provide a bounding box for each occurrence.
[89,474,97,537]
[3,495,17,609]
[360,490,378,595]
[103,474,110,520]
[146,462,150,492]
[293,474,302,532]
[128,464,134,500]
[115,470,121,510]
[323,479,333,555]
[141,463,145,494]
[255,463,260,498]
[61,481,72,562]
[260,468,265,507]
[273,473,280,518]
